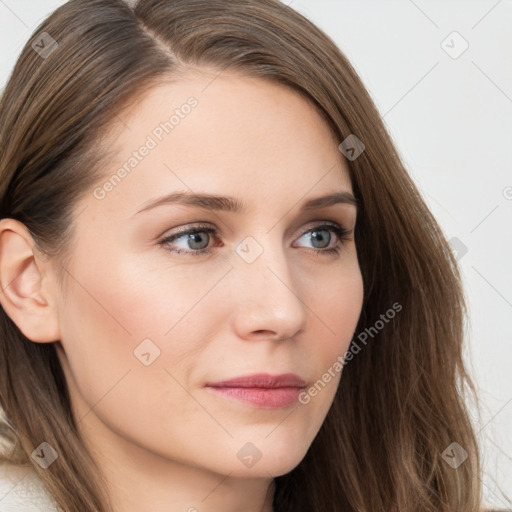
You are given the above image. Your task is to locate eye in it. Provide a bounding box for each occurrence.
[159,222,352,257]
[293,223,351,255]
[160,224,218,256]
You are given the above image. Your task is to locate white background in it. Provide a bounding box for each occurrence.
[1,1,511,509]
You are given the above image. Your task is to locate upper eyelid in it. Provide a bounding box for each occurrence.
[162,219,350,239]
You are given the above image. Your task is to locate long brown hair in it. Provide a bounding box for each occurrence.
[0,0,486,510]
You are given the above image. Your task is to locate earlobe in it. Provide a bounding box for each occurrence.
[0,218,60,343]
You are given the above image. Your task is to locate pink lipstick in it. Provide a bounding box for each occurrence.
[204,372,307,409]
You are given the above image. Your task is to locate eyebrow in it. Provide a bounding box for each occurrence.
[133,190,358,216]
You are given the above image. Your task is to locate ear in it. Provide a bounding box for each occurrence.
[0,218,60,343]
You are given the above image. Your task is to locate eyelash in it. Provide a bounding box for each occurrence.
[159,222,352,257]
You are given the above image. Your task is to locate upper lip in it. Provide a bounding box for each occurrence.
[205,372,307,389]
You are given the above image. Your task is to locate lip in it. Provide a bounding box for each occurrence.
[205,372,307,389]
[204,373,307,409]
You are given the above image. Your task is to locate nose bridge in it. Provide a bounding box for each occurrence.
[230,230,308,336]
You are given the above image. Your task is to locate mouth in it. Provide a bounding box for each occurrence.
[204,372,307,409]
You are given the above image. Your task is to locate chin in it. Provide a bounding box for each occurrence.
[225,440,310,478]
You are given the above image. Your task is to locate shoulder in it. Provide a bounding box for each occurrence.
[0,461,59,511]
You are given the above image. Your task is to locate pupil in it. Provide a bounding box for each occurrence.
[189,232,208,249]
[312,230,330,249]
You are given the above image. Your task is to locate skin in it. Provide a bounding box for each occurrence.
[0,69,364,512]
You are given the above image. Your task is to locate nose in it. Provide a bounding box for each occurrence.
[229,237,309,341]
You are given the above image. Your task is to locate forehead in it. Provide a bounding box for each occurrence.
[87,70,353,218]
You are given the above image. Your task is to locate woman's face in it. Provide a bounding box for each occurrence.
[53,70,364,479]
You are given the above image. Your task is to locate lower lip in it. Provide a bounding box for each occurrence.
[205,386,303,408]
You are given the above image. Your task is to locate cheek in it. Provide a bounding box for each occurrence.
[56,249,229,413]
[307,261,364,348]
[106,254,231,341]
[300,265,363,401]
[56,264,207,445]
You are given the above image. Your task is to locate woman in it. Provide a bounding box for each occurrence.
[0,0,489,511]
